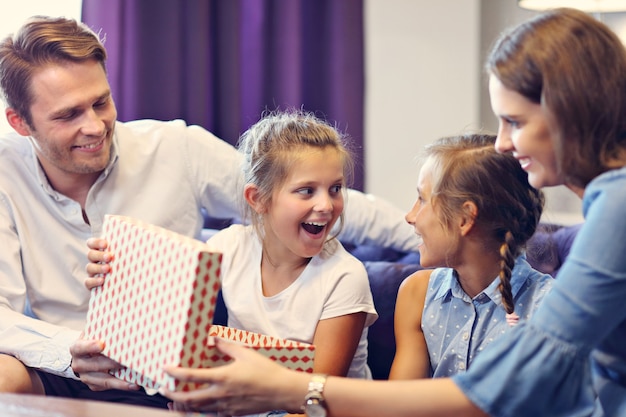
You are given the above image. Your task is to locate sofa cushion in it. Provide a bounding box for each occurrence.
[526,223,582,276]
[365,261,422,379]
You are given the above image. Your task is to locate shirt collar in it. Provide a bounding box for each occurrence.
[105,130,120,174]
[432,254,533,305]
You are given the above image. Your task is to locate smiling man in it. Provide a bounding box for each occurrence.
[7,59,116,210]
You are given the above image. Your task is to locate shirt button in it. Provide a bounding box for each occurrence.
[458,362,466,370]
[462,332,469,341]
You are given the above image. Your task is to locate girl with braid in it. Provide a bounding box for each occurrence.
[389,133,553,379]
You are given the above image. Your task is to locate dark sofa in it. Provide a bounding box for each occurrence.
[209,220,582,380]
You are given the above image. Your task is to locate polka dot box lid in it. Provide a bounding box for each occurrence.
[83,214,222,392]
[206,324,315,373]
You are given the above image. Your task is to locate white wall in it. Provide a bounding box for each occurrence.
[364,0,481,214]
[364,0,589,225]
[0,0,82,134]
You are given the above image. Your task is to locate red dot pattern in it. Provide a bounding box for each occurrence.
[204,325,315,373]
[83,215,222,392]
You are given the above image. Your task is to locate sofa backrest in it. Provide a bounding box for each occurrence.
[206,218,583,380]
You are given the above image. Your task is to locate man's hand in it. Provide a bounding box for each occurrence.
[85,237,113,290]
[70,337,139,392]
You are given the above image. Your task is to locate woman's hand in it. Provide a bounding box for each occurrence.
[162,338,309,415]
[85,237,114,290]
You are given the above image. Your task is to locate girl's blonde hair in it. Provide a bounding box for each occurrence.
[237,109,354,240]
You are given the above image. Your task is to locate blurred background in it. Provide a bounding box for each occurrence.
[2,0,623,224]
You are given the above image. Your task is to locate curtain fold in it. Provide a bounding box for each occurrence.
[82,0,365,190]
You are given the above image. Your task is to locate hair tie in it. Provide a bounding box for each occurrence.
[505,312,519,327]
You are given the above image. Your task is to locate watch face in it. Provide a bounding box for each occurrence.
[306,402,327,417]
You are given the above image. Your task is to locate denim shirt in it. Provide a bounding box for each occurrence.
[454,166,626,417]
[423,257,553,377]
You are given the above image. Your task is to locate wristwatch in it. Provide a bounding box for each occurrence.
[301,374,328,417]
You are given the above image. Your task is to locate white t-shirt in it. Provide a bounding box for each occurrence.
[207,224,378,379]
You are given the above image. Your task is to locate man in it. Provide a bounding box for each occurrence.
[0,16,418,407]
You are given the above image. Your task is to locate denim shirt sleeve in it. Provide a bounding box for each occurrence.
[453,168,626,417]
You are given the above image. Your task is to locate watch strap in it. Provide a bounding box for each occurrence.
[302,373,328,415]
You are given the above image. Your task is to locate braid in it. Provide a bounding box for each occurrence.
[498,230,516,315]
[423,133,544,326]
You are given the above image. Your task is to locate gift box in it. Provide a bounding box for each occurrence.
[84,214,222,392]
[204,325,315,373]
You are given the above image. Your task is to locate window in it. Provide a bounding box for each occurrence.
[0,0,82,134]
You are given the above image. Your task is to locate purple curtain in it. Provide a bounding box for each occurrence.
[81,0,365,190]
